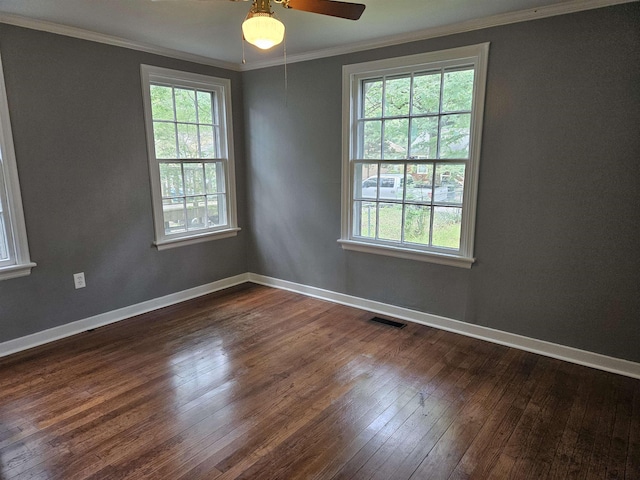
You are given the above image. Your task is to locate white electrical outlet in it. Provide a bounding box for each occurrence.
[73,272,86,289]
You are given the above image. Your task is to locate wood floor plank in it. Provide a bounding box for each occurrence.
[359,346,501,480]
[386,346,527,480]
[525,364,583,479]
[314,334,468,480]
[56,309,370,478]
[408,349,535,480]
[445,350,535,480]
[180,322,444,478]
[207,319,427,479]
[537,366,592,479]
[584,375,621,480]
[626,382,640,480]
[564,372,612,480]
[109,314,380,478]
[0,283,638,480]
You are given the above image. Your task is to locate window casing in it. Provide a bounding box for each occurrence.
[141,65,239,250]
[0,53,35,281]
[340,44,489,268]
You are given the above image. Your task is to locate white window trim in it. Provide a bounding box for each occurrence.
[140,65,240,250]
[0,53,35,281]
[340,43,490,269]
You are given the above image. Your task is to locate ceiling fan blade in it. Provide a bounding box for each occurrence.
[151,0,247,2]
[285,0,365,20]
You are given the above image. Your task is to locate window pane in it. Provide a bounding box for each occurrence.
[361,120,382,159]
[216,194,228,226]
[377,163,406,201]
[199,125,216,158]
[362,79,382,118]
[404,205,431,245]
[440,114,471,159]
[353,201,377,238]
[356,163,379,200]
[159,162,183,198]
[379,162,404,176]
[150,85,174,121]
[435,163,465,204]
[412,72,441,115]
[184,163,205,196]
[205,162,222,194]
[410,117,438,159]
[197,91,213,124]
[163,198,186,235]
[206,195,221,226]
[177,123,199,159]
[0,214,8,261]
[384,76,411,117]
[383,118,409,159]
[442,69,474,112]
[406,163,433,202]
[212,92,220,126]
[153,122,177,159]
[432,207,462,249]
[186,195,207,230]
[377,203,403,242]
[174,88,197,123]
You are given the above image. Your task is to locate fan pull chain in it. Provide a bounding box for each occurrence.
[241,34,246,64]
[283,33,288,106]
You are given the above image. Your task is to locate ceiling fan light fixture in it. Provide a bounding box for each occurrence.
[242,12,285,50]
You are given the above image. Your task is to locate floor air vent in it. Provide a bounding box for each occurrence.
[370,316,407,329]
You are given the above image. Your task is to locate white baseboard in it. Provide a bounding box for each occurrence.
[0,273,250,359]
[2,271,638,380]
[248,273,640,380]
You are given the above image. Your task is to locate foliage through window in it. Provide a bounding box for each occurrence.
[341,45,489,267]
[141,66,238,249]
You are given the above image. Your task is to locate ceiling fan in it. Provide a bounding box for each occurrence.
[153,0,366,50]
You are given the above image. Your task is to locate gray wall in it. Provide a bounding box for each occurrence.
[244,4,640,362]
[0,25,248,342]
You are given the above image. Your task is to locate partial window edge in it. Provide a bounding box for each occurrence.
[0,262,37,281]
[338,239,475,269]
[154,227,241,251]
[0,53,34,281]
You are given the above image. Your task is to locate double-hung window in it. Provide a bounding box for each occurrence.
[340,44,489,268]
[0,53,35,280]
[141,65,239,250]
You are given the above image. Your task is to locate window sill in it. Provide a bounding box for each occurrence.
[338,239,475,269]
[0,262,37,281]
[155,227,241,251]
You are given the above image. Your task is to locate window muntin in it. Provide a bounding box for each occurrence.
[341,44,489,267]
[141,66,238,249]
[0,53,35,280]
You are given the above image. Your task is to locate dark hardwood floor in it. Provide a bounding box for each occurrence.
[0,283,638,479]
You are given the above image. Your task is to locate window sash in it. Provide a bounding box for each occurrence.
[158,159,228,236]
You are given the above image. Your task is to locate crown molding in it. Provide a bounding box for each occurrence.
[0,12,241,72]
[239,0,637,70]
[1,0,636,72]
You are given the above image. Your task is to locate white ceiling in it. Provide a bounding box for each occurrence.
[0,0,630,69]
